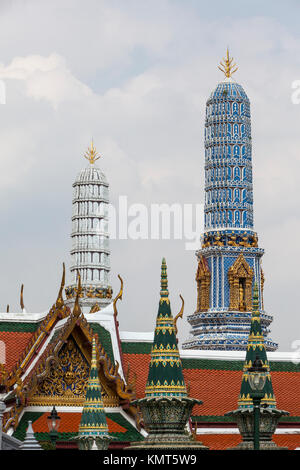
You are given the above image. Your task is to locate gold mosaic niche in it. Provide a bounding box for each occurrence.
[196,256,211,312]
[29,335,119,407]
[228,254,254,311]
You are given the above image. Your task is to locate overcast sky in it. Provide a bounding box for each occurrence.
[0,0,300,350]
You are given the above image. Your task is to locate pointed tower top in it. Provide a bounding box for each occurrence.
[77,336,110,444]
[238,283,276,409]
[91,336,97,368]
[84,140,101,165]
[160,257,169,301]
[145,260,187,398]
[218,48,238,79]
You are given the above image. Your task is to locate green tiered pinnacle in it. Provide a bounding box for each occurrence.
[145,258,187,398]
[78,337,110,438]
[238,284,276,409]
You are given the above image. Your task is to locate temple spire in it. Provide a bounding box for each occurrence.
[130,259,206,449]
[76,337,110,450]
[218,47,238,78]
[226,283,288,449]
[238,284,276,409]
[145,258,186,398]
[65,140,112,311]
[160,257,169,301]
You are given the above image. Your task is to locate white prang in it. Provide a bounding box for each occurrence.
[66,160,112,309]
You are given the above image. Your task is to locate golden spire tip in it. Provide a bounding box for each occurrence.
[84,139,101,165]
[218,48,238,79]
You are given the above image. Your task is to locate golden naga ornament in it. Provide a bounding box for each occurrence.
[84,140,101,165]
[218,48,238,78]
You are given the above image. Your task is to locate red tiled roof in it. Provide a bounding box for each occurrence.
[123,353,151,399]
[0,331,34,371]
[273,434,300,449]
[123,352,300,418]
[184,369,243,416]
[196,433,241,450]
[196,433,300,450]
[123,353,243,415]
[272,372,300,416]
[32,413,127,434]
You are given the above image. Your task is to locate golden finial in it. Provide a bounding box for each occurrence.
[20,284,25,311]
[113,274,123,319]
[73,270,82,317]
[174,294,184,335]
[218,48,238,78]
[56,262,65,308]
[84,140,101,165]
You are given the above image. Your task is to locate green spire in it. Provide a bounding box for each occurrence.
[145,258,187,398]
[160,257,169,299]
[238,284,276,409]
[78,337,110,438]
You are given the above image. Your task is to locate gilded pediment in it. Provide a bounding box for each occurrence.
[28,335,119,407]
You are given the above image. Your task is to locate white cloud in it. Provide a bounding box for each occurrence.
[0,54,92,107]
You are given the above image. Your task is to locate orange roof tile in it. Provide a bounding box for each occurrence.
[184,369,243,416]
[123,352,300,418]
[123,353,243,415]
[196,433,300,450]
[0,331,34,371]
[196,433,241,450]
[272,372,300,416]
[123,353,150,399]
[273,434,300,450]
[32,413,127,434]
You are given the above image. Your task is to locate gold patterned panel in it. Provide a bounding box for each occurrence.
[228,254,254,311]
[196,256,211,312]
[28,336,118,407]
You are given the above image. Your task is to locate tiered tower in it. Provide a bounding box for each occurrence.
[130,259,207,449]
[226,285,288,450]
[145,258,187,399]
[76,337,111,450]
[183,50,277,351]
[65,142,113,312]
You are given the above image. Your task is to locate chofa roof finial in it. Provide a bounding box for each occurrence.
[56,262,65,308]
[20,284,26,313]
[73,270,82,317]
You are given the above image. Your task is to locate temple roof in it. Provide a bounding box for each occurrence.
[13,410,143,448]
[0,271,135,435]
[121,342,300,421]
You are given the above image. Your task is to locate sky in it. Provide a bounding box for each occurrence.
[0,0,300,350]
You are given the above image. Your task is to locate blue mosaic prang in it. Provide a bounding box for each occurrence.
[204,81,253,232]
[183,65,277,352]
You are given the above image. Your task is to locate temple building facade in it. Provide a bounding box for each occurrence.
[183,50,277,351]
